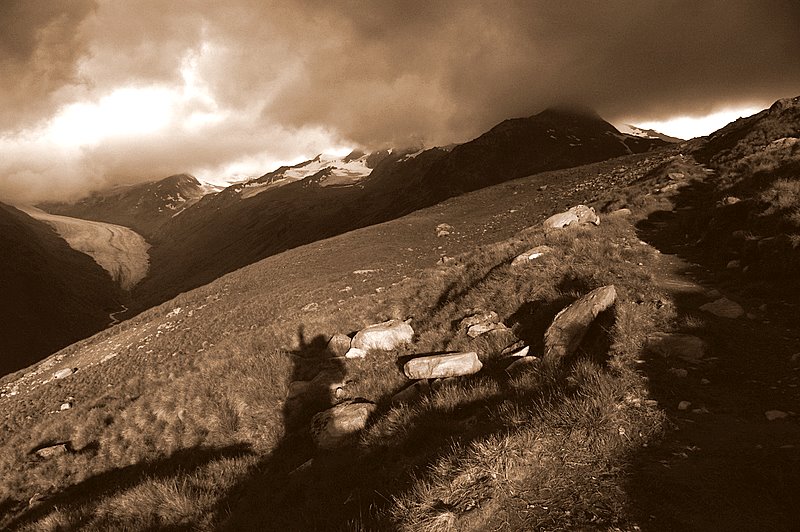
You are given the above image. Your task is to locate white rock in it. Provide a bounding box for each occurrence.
[403,352,483,379]
[53,368,75,379]
[543,205,600,229]
[351,319,414,352]
[60,402,72,411]
[609,208,632,217]
[467,322,508,338]
[344,347,368,359]
[511,245,554,265]
[765,410,788,421]
[699,298,744,319]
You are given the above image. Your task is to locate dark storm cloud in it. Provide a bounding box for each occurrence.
[0,0,96,129]
[1,0,799,202]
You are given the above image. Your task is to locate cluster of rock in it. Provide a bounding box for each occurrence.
[543,205,600,229]
[327,319,415,359]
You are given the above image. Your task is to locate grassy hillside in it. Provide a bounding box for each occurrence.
[0,204,122,378]
[0,152,677,530]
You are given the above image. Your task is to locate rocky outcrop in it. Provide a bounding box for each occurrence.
[403,352,483,379]
[310,401,376,450]
[543,205,600,229]
[543,285,617,366]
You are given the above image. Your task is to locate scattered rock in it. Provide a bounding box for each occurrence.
[287,368,349,400]
[403,352,483,380]
[391,380,431,404]
[351,319,414,352]
[668,368,689,378]
[543,205,600,229]
[33,443,70,459]
[538,185,548,191]
[436,223,453,237]
[543,285,616,366]
[310,401,376,450]
[645,333,706,362]
[720,196,741,205]
[692,407,710,415]
[790,353,800,364]
[726,260,741,270]
[511,245,554,265]
[60,402,72,411]
[700,378,711,385]
[502,345,530,358]
[327,333,352,357]
[609,208,632,217]
[466,322,509,338]
[301,302,319,312]
[699,298,745,319]
[505,356,540,373]
[438,256,455,265]
[460,311,499,329]
[668,172,685,180]
[678,401,692,411]
[765,410,788,421]
[53,368,75,380]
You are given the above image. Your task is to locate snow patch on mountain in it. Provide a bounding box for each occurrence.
[616,124,684,143]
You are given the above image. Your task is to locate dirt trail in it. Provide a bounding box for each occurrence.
[629,176,800,530]
[17,206,150,290]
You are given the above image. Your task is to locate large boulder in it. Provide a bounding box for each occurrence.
[310,401,376,450]
[403,352,483,379]
[544,285,617,366]
[543,205,600,229]
[351,319,414,352]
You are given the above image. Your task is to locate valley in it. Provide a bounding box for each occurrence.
[0,96,798,530]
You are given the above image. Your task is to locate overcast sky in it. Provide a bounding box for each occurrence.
[1,0,799,202]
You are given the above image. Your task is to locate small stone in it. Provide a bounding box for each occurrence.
[511,245,554,265]
[678,401,692,411]
[60,402,72,411]
[692,407,710,414]
[791,353,800,364]
[645,333,706,362]
[668,368,689,378]
[505,356,540,373]
[459,311,499,329]
[302,302,319,312]
[34,443,69,459]
[404,352,483,379]
[609,208,632,217]
[467,322,508,338]
[699,298,745,319]
[53,368,75,379]
[726,260,741,270]
[436,223,454,237]
[765,410,788,421]
[700,378,711,385]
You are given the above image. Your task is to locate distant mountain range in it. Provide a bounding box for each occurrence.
[4,99,799,375]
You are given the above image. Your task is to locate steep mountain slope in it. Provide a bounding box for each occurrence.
[0,203,121,377]
[134,108,667,310]
[17,206,150,290]
[42,174,219,239]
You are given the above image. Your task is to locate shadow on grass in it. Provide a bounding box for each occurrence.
[5,443,254,530]
[217,298,617,531]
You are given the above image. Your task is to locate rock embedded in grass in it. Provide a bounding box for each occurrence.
[543,204,600,229]
[543,285,617,366]
[53,368,75,379]
[310,401,377,450]
[351,319,414,351]
[33,443,70,459]
[403,352,483,379]
[327,333,352,357]
[511,245,554,265]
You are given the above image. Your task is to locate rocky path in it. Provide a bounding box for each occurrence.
[630,202,800,530]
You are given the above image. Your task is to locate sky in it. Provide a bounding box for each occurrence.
[1,1,799,203]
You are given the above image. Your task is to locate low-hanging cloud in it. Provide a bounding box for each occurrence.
[1,0,799,202]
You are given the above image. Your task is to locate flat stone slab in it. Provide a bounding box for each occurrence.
[699,298,745,319]
[646,333,707,362]
[352,319,414,351]
[511,245,554,265]
[404,352,483,379]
